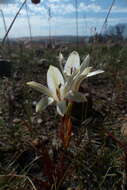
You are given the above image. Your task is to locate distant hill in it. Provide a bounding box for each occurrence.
[9,35,88,43]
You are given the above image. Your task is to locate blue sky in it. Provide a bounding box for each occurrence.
[0,0,127,38]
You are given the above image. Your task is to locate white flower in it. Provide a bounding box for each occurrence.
[60,51,104,91]
[27,65,87,116]
[64,51,81,76]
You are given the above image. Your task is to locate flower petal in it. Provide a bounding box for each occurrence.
[81,67,93,76]
[63,69,79,95]
[58,53,68,80]
[47,65,64,100]
[56,100,67,116]
[87,70,104,77]
[80,54,90,74]
[71,67,92,91]
[65,90,87,102]
[27,81,51,96]
[64,51,80,75]
[36,97,54,112]
[59,52,64,63]
[72,69,104,91]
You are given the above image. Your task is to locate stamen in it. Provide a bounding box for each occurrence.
[71,67,76,74]
[56,88,61,101]
[59,83,61,88]
[73,67,76,73]
[71,67,73,74]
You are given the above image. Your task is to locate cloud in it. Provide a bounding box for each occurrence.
[0,0,43,5]
[28,3,47,16]
[0,14,125,38]
[47,2,102,15]
[0,4,19,16]
[48,0,62,2]
[79,2,101,13]
[0,2,47,18]
[0,0,16,3]
[0,0,126,38]
[49,3,75,15]
[92,5,127,14]
[112,5,127,13]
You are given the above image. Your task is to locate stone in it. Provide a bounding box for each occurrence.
[37,118,42,124]
[121,122,127,136]
[13,118,21,124]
